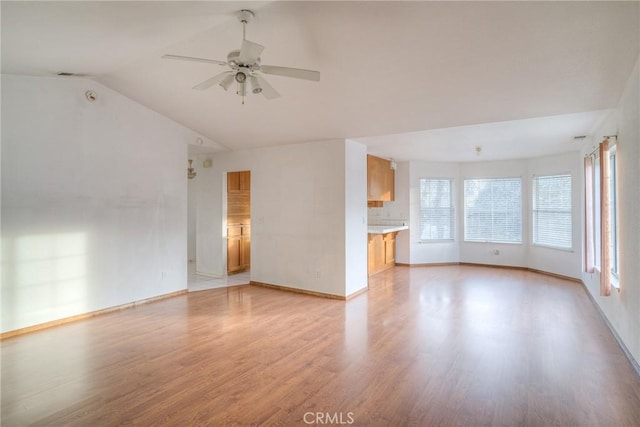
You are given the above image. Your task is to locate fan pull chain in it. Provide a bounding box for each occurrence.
[236,81,245,105]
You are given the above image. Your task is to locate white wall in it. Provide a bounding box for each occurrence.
[1,75,205,333]
[400,154,582,278]
[193,150,223,277]
[581,59,640,365]
[344,140,368,296]
[394,161,410,264]
[196,139,364,297]
[187,167,197,262]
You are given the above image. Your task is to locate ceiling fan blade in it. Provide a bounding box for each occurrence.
[238,40,264,64]
[260,65,320,81]
[255,74,280,100]
[193,72,234,90]
[162,54,227,66]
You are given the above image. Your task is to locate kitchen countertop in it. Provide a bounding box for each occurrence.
[367,225,409,234]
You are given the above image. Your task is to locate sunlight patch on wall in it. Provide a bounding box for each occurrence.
[2,232,88,331]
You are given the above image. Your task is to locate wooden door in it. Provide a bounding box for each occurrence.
[227,225,243,273]
[368,234,385,276]
[368,232,396,276]
[384,233,396,266]
[241,225,251,269]
[227,171,251,274]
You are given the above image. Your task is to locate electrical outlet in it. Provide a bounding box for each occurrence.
[493,249,500,255]
[316,271,321,279]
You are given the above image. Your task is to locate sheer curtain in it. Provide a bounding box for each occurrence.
[599,139,611,297]
[584,157,595,273]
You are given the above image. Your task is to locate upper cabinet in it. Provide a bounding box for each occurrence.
[367,155,395,203]
[228,170,251,193]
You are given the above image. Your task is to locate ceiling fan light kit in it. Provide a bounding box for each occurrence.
[219,74,235,91]
[234,71,247,83]
[162,9,320,104]
[249,75,262,94]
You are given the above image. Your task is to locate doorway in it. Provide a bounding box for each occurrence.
[227,171,251,274]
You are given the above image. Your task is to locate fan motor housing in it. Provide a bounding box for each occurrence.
[227,50,260,68]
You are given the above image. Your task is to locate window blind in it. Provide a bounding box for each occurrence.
[532,174,572,249]
[464,178,522,243]
[419,178,453,240]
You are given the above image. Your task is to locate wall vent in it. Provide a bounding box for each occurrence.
[56,72,88,77]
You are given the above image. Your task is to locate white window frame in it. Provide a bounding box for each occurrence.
[419,178,454,242]
[593,156,602,270]
[591,145,619,288]
[609,144,620,286]
[531,173,573,251]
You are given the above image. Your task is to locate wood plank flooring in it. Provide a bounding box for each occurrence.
[3,265,640,426]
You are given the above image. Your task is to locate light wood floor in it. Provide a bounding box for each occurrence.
[3,265,640,426]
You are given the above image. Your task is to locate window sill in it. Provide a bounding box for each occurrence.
[590,267,621,292]
[463,240,523,245]
[611,274,620,290]
[532,243,574,253]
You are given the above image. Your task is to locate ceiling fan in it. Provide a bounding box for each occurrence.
[162,9,320,103]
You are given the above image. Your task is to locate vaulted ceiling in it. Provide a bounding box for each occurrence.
[2,1,638,161]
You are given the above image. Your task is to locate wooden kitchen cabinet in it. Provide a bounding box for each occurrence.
[227,191,250,223]
[367,155,395,203]
[227,224,250,274]
[384,232,396,265]
[228,171,251,192]
[368,232,397,276]
[368,234,384,276]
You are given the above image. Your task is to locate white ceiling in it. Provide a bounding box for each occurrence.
[359,110,611,162]
[2,1,638,161]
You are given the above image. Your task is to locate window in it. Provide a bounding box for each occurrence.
[593,157,601,268]
[584,136,619,295]
[532,174,572,249]
[464,178,522,243]
[592,147,619,277]
[609,146,619,280]
[419,178,454,241]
